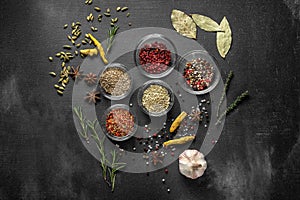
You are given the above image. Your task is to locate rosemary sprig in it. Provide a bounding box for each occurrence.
[86,120,108,182]
[73,106,88,140]
[217,70,234,117]
[107,150,126,192]
[106,25,119,54]
[216,90,249,125]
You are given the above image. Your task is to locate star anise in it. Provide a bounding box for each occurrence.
[84,73,98,85]
[70,66,83,79]
[85,90,101,103]
[190,108,202,121]
[151,151,164,166]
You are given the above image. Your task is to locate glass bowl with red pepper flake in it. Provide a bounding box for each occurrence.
[137,80,175,117]
[135,34,177,78]
[102,104,137,141]
[178,50,221,95]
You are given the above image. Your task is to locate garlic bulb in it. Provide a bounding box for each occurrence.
[179,149,207,179]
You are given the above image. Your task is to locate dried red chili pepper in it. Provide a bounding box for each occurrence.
[106,108,134,137]
[139,42,171,74]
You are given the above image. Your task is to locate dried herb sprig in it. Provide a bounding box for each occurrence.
[217,70,234,117]
[88,120,125,191]
[106,25,119,54]
[107,150,126,191]
[216,90,249,125]
[73,106,88,140]
[86,120,108,182]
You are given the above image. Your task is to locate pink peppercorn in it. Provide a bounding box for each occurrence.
[139,42,172,74]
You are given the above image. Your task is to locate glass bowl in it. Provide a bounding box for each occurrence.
[177,50,221,95]
[99,63,133,100]
[134,33,177,78]
[101,104,137,142]
[137,80,174,117]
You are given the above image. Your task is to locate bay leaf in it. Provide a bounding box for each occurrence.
[171,9,197,39]
[216,16,232,58]
[191,14,222,32]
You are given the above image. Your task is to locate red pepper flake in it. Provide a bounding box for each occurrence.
[105,108,134,137]
[183,58,214,91]
[139,42,172,74]
[164,168,169,174]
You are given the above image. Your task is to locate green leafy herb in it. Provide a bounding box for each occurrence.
[217,70,234,117]
[216,90,249,125]
[73,106,126,192]
[73,106,89,140]
[106,25,119,53]
[107,150,126,191]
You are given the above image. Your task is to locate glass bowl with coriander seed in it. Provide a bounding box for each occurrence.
[137,80,174,117]
[101,104,137,142]
[134,33,177,78]
[178,50,221,95]
[99,63,133,100]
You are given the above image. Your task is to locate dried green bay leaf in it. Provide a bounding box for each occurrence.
[171,9,197,39]
[191,14,222,32]
[216,16,232,58]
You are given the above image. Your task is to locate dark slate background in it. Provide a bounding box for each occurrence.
[0,0,299,199]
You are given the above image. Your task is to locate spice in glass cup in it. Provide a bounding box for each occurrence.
[106,108,135,137]
[142,84,170,113]
[183,58,214,91]
[100,67,131,96]
[139,42,172,74]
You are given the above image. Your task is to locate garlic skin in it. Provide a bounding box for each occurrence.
[179,149,207,179]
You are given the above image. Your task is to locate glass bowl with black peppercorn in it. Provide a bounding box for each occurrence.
[99,63,133,100]
[135,34,177,78]
[137,80,174,117]
[101,104,137,142]
[178,50,221,95]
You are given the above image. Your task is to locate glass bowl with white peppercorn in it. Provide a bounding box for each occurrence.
[137,80,174,117]
[99,63,133,100]
[178,50,221,95]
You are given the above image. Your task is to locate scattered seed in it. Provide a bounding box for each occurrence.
[110,22,115,26]
[49,72,56,76]
[121,7,128,12]
[106,8,110,13]
[76,43,81,48]
[62,62,66,67]
[55,53,61,57]
[48,57,53,61]
[76,22,81,26]
[62,82,66,87]
[94,6,101,11]
[85,0,92,5]
[71,40,75,45]
[59,86,65,91]
[104,13,111,17]
[91,26,98,32]
[126,12,130,17]
[63,45,72,49]
[81,40,87,45]
[116,6,121,12]
[128,22,132,26]
[75,50,78,56]
[64,24,68,29]
[57,90,63,95]
[54,84,60,89]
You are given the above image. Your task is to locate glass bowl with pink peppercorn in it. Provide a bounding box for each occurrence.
[134,34,177,78]
[178,50,221,95]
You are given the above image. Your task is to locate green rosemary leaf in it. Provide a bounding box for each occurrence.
[216,90,249,124]
[217,70,234,117]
